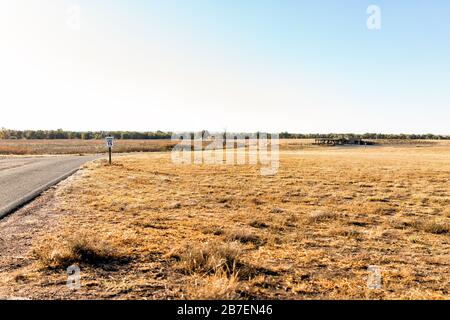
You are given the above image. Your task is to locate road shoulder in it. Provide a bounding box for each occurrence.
[0,181,72,299]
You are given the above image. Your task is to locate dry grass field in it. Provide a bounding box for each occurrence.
[0,139,178,155]
[0,144,449,300]
[0,138,447,156]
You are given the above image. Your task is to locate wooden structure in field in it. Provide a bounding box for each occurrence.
[314,138,374,146]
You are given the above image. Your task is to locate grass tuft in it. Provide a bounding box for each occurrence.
[307,211,337,223]
[167,241,242,276]
[249,219,269,229]
[32,233,124,269]
[185,272,240,300]
[226,228,264,245]
[414,220,449,235]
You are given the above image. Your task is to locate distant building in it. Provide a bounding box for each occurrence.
[313,138,375,146]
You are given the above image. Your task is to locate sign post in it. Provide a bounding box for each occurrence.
[106,136,114,165]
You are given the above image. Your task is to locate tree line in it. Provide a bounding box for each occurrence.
[278,132,450,140]
[0,128,448,140]
[0,129,172,140]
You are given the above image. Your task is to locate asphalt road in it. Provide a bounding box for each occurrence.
[0,155,100,218]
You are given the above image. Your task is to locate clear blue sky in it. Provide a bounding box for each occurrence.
[1,0,449,133]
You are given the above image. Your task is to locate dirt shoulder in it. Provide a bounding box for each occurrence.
[0,182,69,299]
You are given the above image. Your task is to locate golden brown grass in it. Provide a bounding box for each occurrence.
[1,144,449,299]
[1,138,449,155]
[225,229,264,246]
[186,272,240,300]
[0,139,178,155]
[32,232,126,269]
[167,241,242,275]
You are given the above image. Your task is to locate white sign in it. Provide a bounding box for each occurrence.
[106,137,114,148]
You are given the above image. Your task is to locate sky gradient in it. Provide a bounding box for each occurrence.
[1,0,449,134]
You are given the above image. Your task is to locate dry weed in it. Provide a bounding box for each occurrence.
[32,232,124,269]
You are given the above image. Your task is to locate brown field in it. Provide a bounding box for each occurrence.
[0,138,449,156]
[0,144,449,299]
[0,139,178,155]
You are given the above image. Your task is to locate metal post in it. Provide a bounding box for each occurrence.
[109,147,112,165]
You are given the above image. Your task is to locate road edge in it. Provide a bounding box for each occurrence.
[0,168,80,220]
